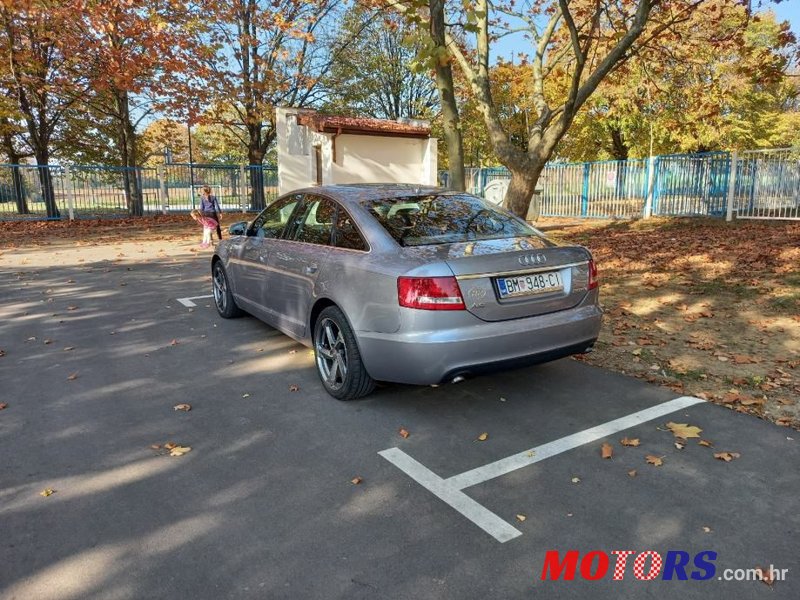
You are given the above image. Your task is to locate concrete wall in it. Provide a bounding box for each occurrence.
[276,107,437,195]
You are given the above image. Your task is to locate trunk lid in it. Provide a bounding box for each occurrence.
[401,236,593,321]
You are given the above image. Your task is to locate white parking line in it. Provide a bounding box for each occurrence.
[379,448,523,543]
[379,396,705,543]
[176,295,214,307]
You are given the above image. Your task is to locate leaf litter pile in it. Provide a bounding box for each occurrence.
[545,217,800,429]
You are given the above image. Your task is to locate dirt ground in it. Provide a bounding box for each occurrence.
[2,214,798,429]
[541,216,800,429]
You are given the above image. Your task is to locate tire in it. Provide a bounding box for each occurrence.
[313,306,375,400]
[212,261,243,318]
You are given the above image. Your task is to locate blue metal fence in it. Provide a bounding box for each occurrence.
[651,152,730,216]
[437,150,796,220]
[3,149,798,221]
[0,163,278,221]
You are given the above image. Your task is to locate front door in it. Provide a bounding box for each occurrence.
[268,195,335,338]
[232,194,302,319]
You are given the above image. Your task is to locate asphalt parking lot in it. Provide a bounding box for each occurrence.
[1,246,798,599]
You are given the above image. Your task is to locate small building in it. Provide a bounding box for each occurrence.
[276,107,438,195]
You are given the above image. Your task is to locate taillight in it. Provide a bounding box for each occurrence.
[398,276,466,310]
[588,259,599,290]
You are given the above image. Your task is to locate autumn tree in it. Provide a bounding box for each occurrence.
[558,3,799,160]
[186,0,350,209]
[0,0,81,217]
[379,1,467,190]
[0,49,32,213]
[141,116,248,166]
[429,0,751,218]
[62,0,193,216]
[320,9,438,121]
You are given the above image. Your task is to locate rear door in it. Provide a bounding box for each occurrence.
[267,195,335,338]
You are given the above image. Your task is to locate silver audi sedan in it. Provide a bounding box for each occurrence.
[211,184,602,400]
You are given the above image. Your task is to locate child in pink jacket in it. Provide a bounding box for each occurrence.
[191,209,219,248]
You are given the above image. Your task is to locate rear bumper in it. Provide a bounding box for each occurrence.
[356,299,602,385]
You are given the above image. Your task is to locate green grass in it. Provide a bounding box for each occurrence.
[690,279,760,299]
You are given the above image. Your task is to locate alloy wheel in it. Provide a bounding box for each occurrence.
[213,265,228,313]
[315,317,348,391]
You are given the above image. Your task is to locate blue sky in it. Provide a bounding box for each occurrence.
[493,1,800,62]
[772,0,799,35]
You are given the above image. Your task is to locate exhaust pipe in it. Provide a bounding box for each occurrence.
[451,372,470,384]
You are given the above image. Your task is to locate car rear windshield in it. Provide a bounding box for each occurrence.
[365,193,539,247]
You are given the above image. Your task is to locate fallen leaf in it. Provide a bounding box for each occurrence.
[674,439,686,450]
[645,454,664,466]
[169,445,192,457]
[698,439,714,447]
[601,442,613,459]
[732,354,757,364]
[515,514,526,522]
[665,422,702,439]
[39,488,56,497]
[620,437,640,447]
[241,393,250,398]
[702,526,712,533]
[713,452,741,462]
[164,442,177,450]
[477,432,489,441]
[289,384,299,392]
[63,346,75,351]
[173,403,192,411]
[0,403,7,410]
[43,339,52,345]
[628,469,637,477]
[755,566,775,587]
[150,444,161,450]
[67,372,78,381]
[571,477,581,484]
[398,427,410,439]
[739,396,765,407]
[351,476,363,485]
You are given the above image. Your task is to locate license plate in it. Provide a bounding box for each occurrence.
[496,271,563,298]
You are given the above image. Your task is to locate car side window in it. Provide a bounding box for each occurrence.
[288,196,335,246]
[334,207,368,251]
[250,195,301,239]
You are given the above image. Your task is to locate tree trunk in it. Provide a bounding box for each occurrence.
[33,148,59,218]
[430,0,465,191]
[608,126,629,160]
[115,91,143,216]
[248,145,266,210]
[505,163,544,221]
[10,164,29,215]
[0,128,31,214]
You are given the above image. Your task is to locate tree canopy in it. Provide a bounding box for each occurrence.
[0,0,797,218]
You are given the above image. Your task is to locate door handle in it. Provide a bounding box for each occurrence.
[304,265,319,275]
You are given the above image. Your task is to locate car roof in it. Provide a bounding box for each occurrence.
[291,184,455,205]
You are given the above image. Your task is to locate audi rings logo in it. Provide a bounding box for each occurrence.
[518,253,547,266]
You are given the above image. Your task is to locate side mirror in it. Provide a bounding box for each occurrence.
[229,221,248,236]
